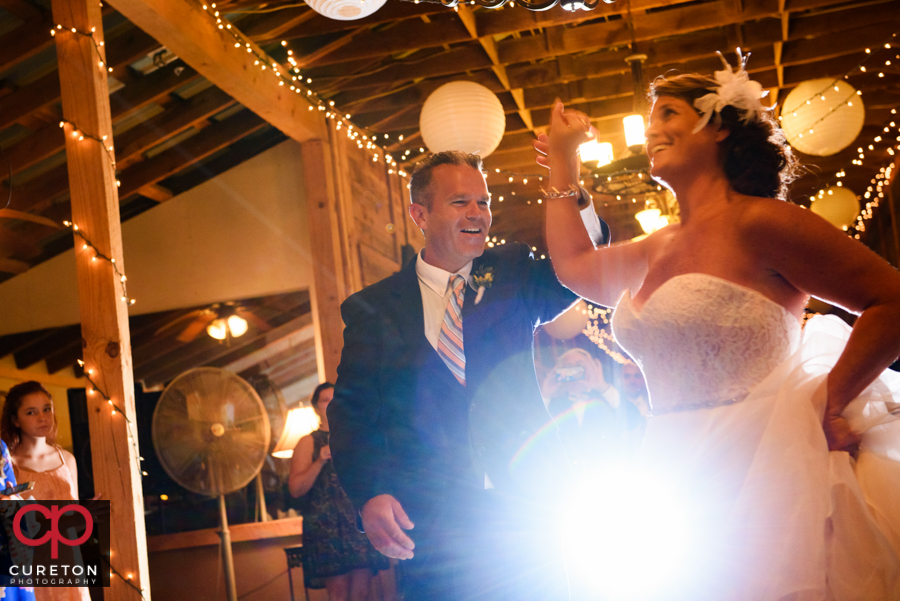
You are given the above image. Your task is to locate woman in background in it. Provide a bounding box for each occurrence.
[289,383,389,601]
[1,381,90,601]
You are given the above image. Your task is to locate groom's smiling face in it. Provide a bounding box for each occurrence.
[410,164,492,273]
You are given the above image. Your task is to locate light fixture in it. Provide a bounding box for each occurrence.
[420,81,506,157]
[271,406,321,458]
[635,208,669,234]
[580,140,614,166]
[206,314,249,341]
[227,315,248,337]
[623,115,646,147]
[207,319,228,340]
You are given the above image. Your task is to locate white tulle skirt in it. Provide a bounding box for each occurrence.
[638,315,900,601]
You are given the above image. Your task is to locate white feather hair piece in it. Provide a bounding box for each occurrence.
[692,48,769,133]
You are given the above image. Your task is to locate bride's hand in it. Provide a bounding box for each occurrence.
[823,412,861,455]
[534,101,596,169]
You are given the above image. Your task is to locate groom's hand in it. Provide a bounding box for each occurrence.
[361,494,415,560]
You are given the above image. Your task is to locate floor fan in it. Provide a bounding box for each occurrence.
[152,367,271,601]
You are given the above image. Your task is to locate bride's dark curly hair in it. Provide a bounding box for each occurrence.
[650,73,800,200]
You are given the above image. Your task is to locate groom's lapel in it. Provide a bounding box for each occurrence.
[391,256,427,352]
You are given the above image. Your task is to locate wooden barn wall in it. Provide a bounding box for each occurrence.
[328,121,422,293]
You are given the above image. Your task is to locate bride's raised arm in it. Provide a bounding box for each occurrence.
[537,102,652,308]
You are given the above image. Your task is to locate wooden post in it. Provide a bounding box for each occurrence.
[52,0,150,597]
[302,138,347,383]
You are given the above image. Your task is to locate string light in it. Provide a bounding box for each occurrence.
[62,220,135,304]
[583,305,630,364]
[189,0,398,169]
[49,23,113,73]
[58,120,117,182]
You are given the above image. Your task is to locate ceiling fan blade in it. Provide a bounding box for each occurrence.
[154,309,208,338]
[177,313,219,342]
[236,308,270,332]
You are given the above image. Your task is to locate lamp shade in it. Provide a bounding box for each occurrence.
[780,79,865,156]
[810,186,859,230]
[623,115,645,147]
[420,81,506,157]
[272,407,321,458]
[305,0,387,20]
[542,300,588,340]
[580,140,614,166]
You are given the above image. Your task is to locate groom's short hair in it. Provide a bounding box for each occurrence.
[410,150,483,210]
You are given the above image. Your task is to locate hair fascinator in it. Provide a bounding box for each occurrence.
[693,48,768,133]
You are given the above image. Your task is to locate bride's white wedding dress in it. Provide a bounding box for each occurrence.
[611,273,900,601]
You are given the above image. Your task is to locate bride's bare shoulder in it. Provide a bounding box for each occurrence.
[733,196,819,239]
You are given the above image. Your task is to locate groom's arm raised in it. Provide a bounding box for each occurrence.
[328,293,415,559]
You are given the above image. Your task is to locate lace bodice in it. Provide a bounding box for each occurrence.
[612,273,801,415]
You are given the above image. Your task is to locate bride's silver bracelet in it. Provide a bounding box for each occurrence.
[540,184,581,200]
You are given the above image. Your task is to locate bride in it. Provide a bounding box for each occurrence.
[536,53,900,600]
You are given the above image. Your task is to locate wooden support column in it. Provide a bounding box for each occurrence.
[302,138,348,383]
[51,0,150,597]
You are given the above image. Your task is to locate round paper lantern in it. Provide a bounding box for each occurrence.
[543,300,588,340]
[419,81,506,157]
[810,186,859,230]
[780,79,864,156]
[305,0,387,20]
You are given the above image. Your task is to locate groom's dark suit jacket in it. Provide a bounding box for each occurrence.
[329,243,583,520]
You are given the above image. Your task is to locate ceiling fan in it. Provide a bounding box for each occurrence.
[155,302,270,343]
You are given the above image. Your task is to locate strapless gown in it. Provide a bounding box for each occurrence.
[611,273,900,601]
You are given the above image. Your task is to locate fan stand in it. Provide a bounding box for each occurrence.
[218,493,238,601]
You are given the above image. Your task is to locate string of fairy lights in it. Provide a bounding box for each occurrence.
[66,216,144,596]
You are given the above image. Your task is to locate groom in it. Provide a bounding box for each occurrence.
[328,150,608,600]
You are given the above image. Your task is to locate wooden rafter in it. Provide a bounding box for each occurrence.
[105,0,326,143]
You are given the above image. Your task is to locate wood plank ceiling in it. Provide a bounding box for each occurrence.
[0,0,898,383]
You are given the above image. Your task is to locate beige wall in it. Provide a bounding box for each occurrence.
[0,140,313,336]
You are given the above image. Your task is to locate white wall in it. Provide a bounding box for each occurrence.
[0,140,312,336]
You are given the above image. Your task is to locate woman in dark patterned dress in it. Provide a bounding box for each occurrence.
[289,383,388,601]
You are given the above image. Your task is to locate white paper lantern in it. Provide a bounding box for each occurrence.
[419,81,506,157]
[781,79,864,156]
[810,186,859,230]
[305,0,387,20]
[542,300,588,340]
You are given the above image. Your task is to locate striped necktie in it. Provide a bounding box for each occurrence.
[437,274,466,386]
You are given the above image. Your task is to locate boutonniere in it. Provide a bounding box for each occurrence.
[472,266,494,305]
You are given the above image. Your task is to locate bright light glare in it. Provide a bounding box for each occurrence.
[635,208,669,234]
[623,114,646,147]
[206,319,227,340]
[579,140,614,165]
[562,466,690,599]
[227,314,249,337]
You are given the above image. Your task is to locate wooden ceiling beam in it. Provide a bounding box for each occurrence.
[13,324,81,369]
[240,5,317,42]
[318,3,888,107]
[114,86,236,168]
[299,12,473,67]
[0,0,43,22]
[118,109,267,198]
[4,106,266,217]
[0,18,54,74]
[0,72,61,131]
[135,297,310,386]
[106,0,326,143]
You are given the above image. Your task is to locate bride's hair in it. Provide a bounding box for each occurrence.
[650,73,800,200]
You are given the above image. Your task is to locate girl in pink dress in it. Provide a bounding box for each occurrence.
[1,381,91,601]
